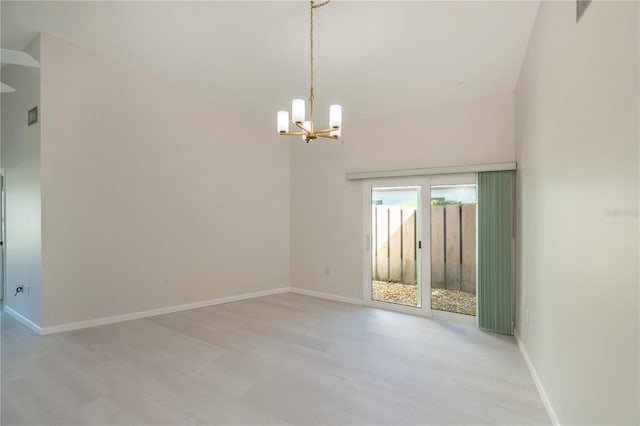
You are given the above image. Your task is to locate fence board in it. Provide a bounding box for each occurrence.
[389,208,402,281]
[375,206,389,281]
[445,205,461,289]
[372,204,475,291]
[461,204,476,293]
[431,205,445,288]
[401,208,416,284]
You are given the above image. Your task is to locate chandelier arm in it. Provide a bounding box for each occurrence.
[313,126,339,134]
[279,131,307,136]
[316,133,339,140]
[293,121,311,133]
[311,0,331,8]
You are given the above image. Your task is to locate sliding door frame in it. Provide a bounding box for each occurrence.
[362,177,431,317]
[362,173,478,325]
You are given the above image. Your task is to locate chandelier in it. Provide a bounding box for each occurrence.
[276,0,342,143]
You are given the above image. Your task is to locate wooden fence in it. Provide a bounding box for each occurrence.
[372,204,476,293]
[372,207,417,284]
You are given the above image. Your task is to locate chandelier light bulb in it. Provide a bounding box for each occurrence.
[277,111,290,133]
[292,99,305,123]
[329,104,342,137]
[301,121,312,140]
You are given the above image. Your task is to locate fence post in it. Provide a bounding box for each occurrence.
[401,208,416,284]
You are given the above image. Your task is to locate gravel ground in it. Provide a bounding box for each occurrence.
[431,287,476,316]
[372,281,476,316]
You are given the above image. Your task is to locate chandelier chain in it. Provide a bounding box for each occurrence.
[310,1,314,131]
[309,0,331,105]
[310,0,330,133]
[310,1,314,104]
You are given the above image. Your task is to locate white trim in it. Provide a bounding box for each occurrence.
[346,162,516,180]
[362,181,373,306]
[290,287,363,306]
[514,330,560,426]
[431,309,477,325]
[39,287,291,335]
[363,299,431,317]
[3,305,42,334]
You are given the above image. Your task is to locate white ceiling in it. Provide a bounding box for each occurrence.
[1,1,540,126]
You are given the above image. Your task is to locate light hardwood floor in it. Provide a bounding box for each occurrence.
[1,293,549,425]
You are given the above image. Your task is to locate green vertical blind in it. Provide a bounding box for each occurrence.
[477,171,513,334]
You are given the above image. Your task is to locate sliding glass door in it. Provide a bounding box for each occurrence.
[370,186,421,308]
[429,176,477,323]
[363,178,427,314]
[363,174,477,323]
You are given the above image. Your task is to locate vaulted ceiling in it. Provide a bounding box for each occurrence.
[1,1,540,125]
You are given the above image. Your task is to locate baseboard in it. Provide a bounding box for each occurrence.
[2,305,42,334]
[514,329,560,426]
[290,287,363,306]
[39,287,291,335]
[7,287,362,336]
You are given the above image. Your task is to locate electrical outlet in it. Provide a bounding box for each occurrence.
[164,279,169,287]
[323,267,330,277]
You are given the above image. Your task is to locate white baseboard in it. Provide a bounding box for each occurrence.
[39,287,291,335]
[5,287,363,336]
[514,330,560,426]
[290,287,363,306]
[3,305,42,334]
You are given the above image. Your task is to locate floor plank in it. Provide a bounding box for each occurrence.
[1,293,549,425]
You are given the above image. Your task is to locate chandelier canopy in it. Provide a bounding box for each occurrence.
[276,1,342,143]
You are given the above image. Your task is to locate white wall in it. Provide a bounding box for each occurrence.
[290,93,515,300]
[515,2,639,424]
[38,34,290,327]
[1,36,42,326]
